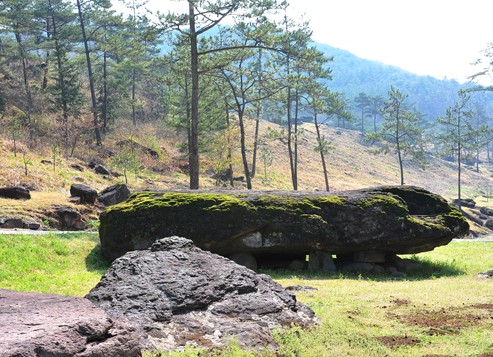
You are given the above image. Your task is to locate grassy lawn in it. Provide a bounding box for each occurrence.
[0,233,492,356]
[0,233,108,296]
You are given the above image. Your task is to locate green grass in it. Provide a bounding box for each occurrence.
[0,233,108,296]
[0,234,492,356]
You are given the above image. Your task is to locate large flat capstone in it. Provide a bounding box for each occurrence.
[99,186,469,262]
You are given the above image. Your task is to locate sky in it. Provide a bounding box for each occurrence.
[135,0,493,83]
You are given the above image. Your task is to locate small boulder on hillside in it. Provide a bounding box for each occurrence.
[0,218,40,230]
[98,184,131,206]
[480,206,493,217]
[95,164,111,176]
[55,206,86,230]
[70,163,85,172]
[86,237,317,352]
[0,186,31,200]
[70,183,98,204]
[452,198,476,208]
[0,289,141,357]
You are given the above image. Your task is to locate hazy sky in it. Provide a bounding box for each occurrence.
[138,0,493,83]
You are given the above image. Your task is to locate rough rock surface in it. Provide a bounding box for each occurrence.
[98,183,131,206]
[55,205,86,230]
[95,164,110,175]
[0,289,141,357]
[70,183,98,204]
[99,186,469,262]
[87,237,317,352]
[0,217,40,229]
[0,186,31,200]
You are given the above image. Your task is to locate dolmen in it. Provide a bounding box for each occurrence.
[99,186,469,270]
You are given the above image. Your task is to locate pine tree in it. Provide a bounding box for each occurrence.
[367,86,427,186]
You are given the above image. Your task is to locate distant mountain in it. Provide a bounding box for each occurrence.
[316,43,493,122]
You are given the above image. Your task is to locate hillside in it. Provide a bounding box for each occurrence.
[1,119,492,233]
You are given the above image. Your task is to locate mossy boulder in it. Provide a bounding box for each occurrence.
[99,186,469,262]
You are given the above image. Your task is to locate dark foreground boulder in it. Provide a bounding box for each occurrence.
[0,186,31,200]
[87,237,317,352]
[0,289,141,357]
[99,186,469,263]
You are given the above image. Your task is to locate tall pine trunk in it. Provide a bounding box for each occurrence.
[314,110,329,191]
[76,0,102,146]
[188,3,200,189]
[14,31,34,145]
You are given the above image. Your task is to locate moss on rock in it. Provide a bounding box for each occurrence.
[99,187,469,262]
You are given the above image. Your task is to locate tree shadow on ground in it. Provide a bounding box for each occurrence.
[262,256,466,282]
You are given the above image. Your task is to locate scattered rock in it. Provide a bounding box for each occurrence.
[24,221,41,230]
[0,218,40,230]
[212,168,233,182]
[98,184,131,206]
[308,251,337,272]
[0,218,24,229]
[88,160,99,169]
[452,198,476,208]
[0,186,31,200]
[95,164,110,175]
[0,289,141,357]
[70,183,98,204]
[480,207,493,217]
[485,219,493,230]
[71,163,85,172]
[476,270,493,279]
[86,237,317,352]
[54,206,86,230]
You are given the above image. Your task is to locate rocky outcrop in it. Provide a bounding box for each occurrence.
[70,183,98,204]
[0,217,40,230]
[0,289,141,357]
[86,237,317,352]
[55,205,86,230]
[0,186,31,200]
[99,186,469,263]
[98,183,131,206]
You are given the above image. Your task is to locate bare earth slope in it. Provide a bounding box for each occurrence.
[0,121,491,232]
